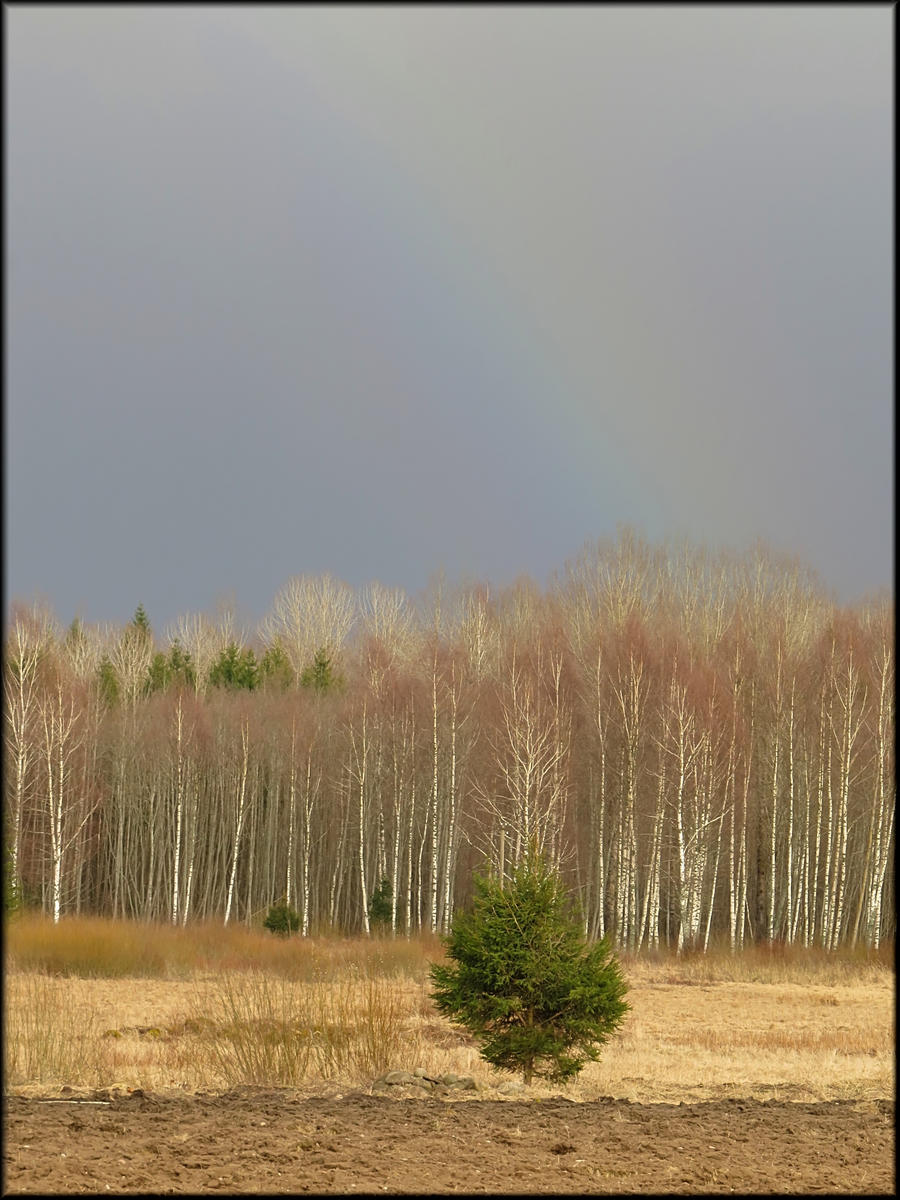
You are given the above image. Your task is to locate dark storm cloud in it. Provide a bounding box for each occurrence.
[6,7,892,630]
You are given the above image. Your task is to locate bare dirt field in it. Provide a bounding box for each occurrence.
[3,1087,894,1195]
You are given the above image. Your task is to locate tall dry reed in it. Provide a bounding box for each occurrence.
[620,937,894,987]
[190,970,406,1086]
[5,913,445,980]
[4,972,109,1086]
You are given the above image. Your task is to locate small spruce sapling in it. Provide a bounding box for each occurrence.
[430,848,629,1086]
[368,878,393,931]
[263,898,301,936]
[97,655,120,707]
[259,640,294,690]
[209,642,259,691]
[300,649,341,693]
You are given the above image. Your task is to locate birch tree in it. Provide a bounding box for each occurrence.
[827,636,867,949]
[110,609,154,710]
[262,574,357,683]
[478,647,568,885]
[165,612,229,696]
[4,612,49,905]
[37,677,98,922]
[223,714,252,925]
[860,622,894,948]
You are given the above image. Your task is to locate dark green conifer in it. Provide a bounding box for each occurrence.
[97,654,120,706]
[430,848,629,1086]
[208,642,258,691]
[368,878,393,930]
[259,640,294,690]
[131,605,152,642]
[299,648,340,693]
[146,651,171,694]
[167,640,196,690]
[263,898,301,936]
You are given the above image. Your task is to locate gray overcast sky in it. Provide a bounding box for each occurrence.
[6,6,893,632]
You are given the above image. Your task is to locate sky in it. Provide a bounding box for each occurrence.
[6,6,893,634]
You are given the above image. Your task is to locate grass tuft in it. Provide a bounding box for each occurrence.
[4,973,110,1086]
[189,972,406,1086]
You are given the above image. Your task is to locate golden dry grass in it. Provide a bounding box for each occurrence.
[3,918,894,1105]
[4,913,442,979]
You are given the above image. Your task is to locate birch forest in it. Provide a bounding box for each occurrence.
[4,533,894,952]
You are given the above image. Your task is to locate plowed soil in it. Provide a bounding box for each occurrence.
[3,1087,894,1195]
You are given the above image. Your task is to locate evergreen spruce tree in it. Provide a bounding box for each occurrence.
[144,641,195,694]
[260,640,294,690]
[299,648,340,693]
[97,654,120,707]
[65,617,86,658]
[146,651,171,694]
[208,642,259,691]
[263,898,301,936]
[430,848,629,1086]
[368,878,393,930]
[131,604,152,642]
[167,639,196,690]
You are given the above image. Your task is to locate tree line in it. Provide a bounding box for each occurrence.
[4,531,894,951]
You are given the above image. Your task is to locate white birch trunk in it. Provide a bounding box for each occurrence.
[673,712,690,954]
[640,756,665,949]
[171,697,185,925]
[182,780,197,926]
[224,721,250,925]
[784,677,795,941]
[285,722,297,908]
[145,786,156,921]
[441,671,459,935]
[356,704,370,936]
[594,646,607,939]
[726,681,739,953]
[3,629,40,907]
[810,671,827,946]
[819,643,836,946]
[430,661,439,934]
[302,747,314,936]
[865,643,893,948]
[391,734,402,935]
[768,647,782,941]
[825,734,840,950]
[830,649,863,950]
[405,763,416,937]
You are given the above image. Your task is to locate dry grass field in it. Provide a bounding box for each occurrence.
[3,917,895,1194]
[4,916,894,1103]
